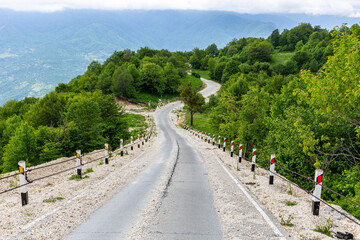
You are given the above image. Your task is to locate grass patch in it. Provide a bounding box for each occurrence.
[69,174,90,181]
[83,168,93,174]
[192,69,211,79]
[181,74,203,91]
[313,218,333,238]
[43,196,65,203]
[285,200,298,206]
[279,214,294,227]
[24,210,32,216]
[9,178,18,188]
[132,92,177,108]
[98,161,104,165]
[185,111,213,134]
[288,183,293,195]
[271,51,295,66]
[123,113,148,138]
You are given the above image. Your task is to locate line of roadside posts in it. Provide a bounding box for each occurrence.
[183,125,323,216]
[15,128,154,206]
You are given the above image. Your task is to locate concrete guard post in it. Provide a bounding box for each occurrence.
[251,149,256,172]
[105,144,109,164]
[212,134,215,145]
[138,134,140,148]
[230,141,234,157]
[18,161,28,206]
[131,136,134,150]
[312,169,324,215]
[269,154,275,184]
[223,138,226,152]
[120,139,124,156]
[239,144,243,163]
[76,150,82,177]
[218,136,221,149]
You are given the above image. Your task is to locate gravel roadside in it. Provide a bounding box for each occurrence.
[0,124,156,240]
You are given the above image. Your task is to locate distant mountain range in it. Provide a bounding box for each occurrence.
[0,9,359,105]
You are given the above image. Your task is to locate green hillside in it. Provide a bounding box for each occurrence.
[186,23,360,220]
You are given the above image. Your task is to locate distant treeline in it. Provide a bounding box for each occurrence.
[0,48,199,173]
[187,23,360,219]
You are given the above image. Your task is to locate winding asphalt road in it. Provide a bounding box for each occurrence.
[67,77,289,240]
[67,78,222,240]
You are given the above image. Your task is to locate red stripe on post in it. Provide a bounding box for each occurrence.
[317,175,323,183]
[253,150,256,155]
[271,158,275,164]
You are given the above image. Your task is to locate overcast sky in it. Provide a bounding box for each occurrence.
[1,0,360,17]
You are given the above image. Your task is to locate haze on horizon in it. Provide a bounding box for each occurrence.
[1,0,360,17]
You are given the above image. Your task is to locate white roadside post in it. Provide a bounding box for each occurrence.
[208,133,211,143]
[131,136,134,150]
[212,134,215,146]
[223,138,226,152]
[142,134,145,145]
[18,161,28,206]
[218,136,221,149]
[269,154,276,185]
[138,134,140,148]
[76,150,82,177]
[198,131,200,138]
[201,132,203,140]
[231,141,234,157]
[312,169,324,215]
[204,132,207,142]
[251,148,256,172]
[239,144,243,163]
[120,139,124,156]
[105,143,109,164]
[145,133,148,142]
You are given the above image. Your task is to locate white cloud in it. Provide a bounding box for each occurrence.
[1,0,360,16]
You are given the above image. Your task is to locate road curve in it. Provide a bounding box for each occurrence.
[67,79,222,240]
[199,77,220,100]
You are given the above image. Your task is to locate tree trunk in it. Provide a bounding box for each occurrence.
[190,111,194,126]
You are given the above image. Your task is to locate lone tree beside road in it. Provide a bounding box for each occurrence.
[180,82,205,126]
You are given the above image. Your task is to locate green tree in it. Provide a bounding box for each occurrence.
[244,40,274,62]
[207,58,217,79]
[2,123,37,172]
[180,82,205,126]
[205,43,219,57]
[67,98,104,152]
[301,30,360,133]
[164,62,181,94]
[112,66,136,98]
[25,92,67,128]
[268,29,280,47]
[140,63,165,94]
[213,62,226,82]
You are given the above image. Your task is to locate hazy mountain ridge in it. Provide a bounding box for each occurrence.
[0,9,359,105]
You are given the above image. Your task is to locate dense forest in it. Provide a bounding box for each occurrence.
[187,23,360,219]
[0,48,200,173]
